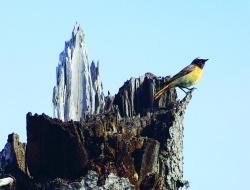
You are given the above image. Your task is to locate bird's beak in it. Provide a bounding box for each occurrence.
[203,59,209,62]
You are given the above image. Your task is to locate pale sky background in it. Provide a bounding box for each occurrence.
[0,1,250,190]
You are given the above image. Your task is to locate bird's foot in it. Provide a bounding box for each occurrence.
[183,87,197,91]
[189,87,197,92]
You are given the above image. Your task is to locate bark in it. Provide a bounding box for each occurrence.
[0,73,193,190]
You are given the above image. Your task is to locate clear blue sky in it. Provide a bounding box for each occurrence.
[0,1,250,189]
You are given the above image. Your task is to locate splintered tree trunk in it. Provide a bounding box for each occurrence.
[113,73,193,190]
[1,73,192,190]
[157,92,192,190]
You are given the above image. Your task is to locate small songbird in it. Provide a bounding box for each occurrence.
[154,57,209,100]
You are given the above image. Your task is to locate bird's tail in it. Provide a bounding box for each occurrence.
[154,84,171,100]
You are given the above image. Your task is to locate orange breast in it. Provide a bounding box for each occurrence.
[170,66,203,87]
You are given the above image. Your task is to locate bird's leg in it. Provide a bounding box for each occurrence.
[178,87,188,94]
[178,86,197,95]
[181,87,197,91]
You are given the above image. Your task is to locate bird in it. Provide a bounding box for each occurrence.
[154,57,209,100]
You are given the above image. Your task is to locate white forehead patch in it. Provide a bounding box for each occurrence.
[196,57,205,60]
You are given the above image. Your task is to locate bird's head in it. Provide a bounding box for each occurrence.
[191,57,209,69]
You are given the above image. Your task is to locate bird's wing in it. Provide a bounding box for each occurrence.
[167,64,195,84]
[154,64,196,100]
